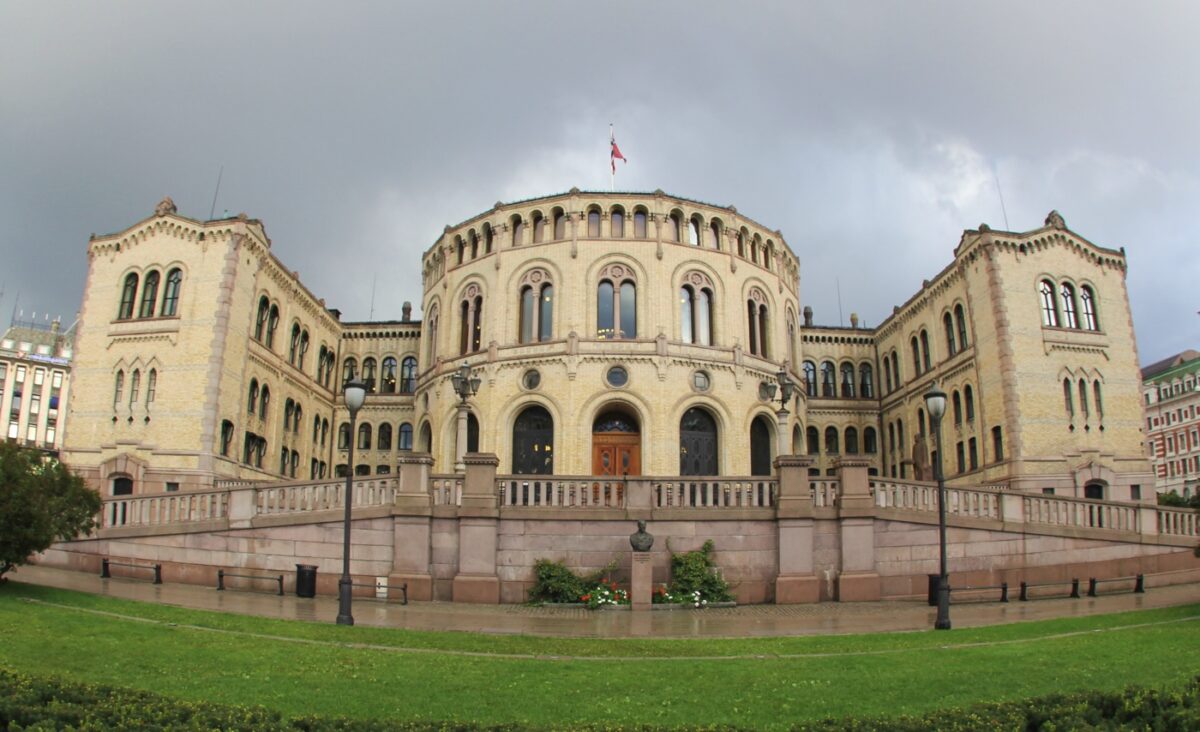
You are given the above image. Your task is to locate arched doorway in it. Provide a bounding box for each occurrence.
[512,405,554,474]
[466,413,480,453]
[418,422,432,452]
[592,409,640,476]
[680,407,719,475]
[750,415,773,476]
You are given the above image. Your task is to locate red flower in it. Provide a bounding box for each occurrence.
[581,594,590,602]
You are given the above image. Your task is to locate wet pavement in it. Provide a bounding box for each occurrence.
[10,564,1200,638]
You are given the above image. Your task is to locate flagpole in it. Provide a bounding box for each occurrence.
[610,124,615,192]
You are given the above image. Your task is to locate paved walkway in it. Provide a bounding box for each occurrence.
[10,565,1200,638]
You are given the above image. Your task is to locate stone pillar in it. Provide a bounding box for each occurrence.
[453,452,500,603]
[454,402,469,472]
[774,455,819,603]
[227,485,257,529]
[391,452,434,600]
[775,409,791,458]
[836,457,880,601]
[631,552,652,609]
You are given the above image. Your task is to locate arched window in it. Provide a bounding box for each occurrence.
[587,209,601,237]
[806,426,820,454]
[708,220,721,249]
[455,236,465,265]
[532,212,545,243]
[824,426,840,454]
[118,273,138,319]
[313,415,321,444]
[737,230,747,258]
[1039,280,1059,326]
[400,357,417,393]
[750,415,773,475]
[138,271,160,318]
[920,329,931,371]
[425,305,439,364]
[1060,283,1079,328]
[1080,286,1099,330]
[510,215,524,246]
[764,241,775,271]
[917,408,926,437]
[845,427,859,454]
[459,288,484,354]
[669,211,683,242]
[597,266,636,339]
[378,423,393,451]
[342,357,357,385]
[688,216,701,246]
[1093,380,1103,418]
[483,224,493,254]
[1078,379,1089,418]
[803,361,817,396]
[633,209,647,238]
[337,422,350,449]
[864,427,878,454]
[358,422,372,450]
[552,209,566,240]
[254,297,269,341]
[381,357,398,393]
[610,208,625,238]
[280,447,290,475]
[298,330,309,369]
[266,305,279,348]
[891,351,901,391]
[284,399,295,431]
[953,390,963,425]
[289,323,301,365]
[746,291,769,358]
[158,268,182,317]
[518,272,554,344]
[911,336,922,375]
[129,369,141,406]
[792,424,802,454]
[362,357,377,393]
[317,346,328,384]
[220,420,234,456]
[954,304,968,348]
[259,385,270,419]
[679,407,718,475]
[398,422,413,450]
[944,312,956,356]
[882,354,893,393]
[513,405,554,474]
[469,231,479,259]
[679,279,714,346]
[964,384,975,421]
[113,369,124,408]
[859,363,874,398]
[247,379,258,415]
[840,363,855,398]
[1063,378,1074,417]
[820,361,835,397]
[146,369,156,405]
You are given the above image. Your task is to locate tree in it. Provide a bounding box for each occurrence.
[0,442,100,581]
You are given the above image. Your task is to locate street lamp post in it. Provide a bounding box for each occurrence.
[760,369,798,453]
[923,382,951,630]
[336,379,367,626]
[451,362,481,471]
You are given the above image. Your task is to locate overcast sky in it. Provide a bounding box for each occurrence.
[2,2,1197,364]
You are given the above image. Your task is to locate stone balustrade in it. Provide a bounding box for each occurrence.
[810,479,839,507]
[101,489,228,529]
[431,474,463,506]
[652,477,776,508]
[871,478,1002,521]
[496,475,627,508]
[1158,506,1200,537]
[1022,493,1139,532]
[256,476,398,516]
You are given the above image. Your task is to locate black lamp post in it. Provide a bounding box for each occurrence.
[450,363,481,471]
[760,369,798,454]
[336,378,367,626]
[923,381,951,630]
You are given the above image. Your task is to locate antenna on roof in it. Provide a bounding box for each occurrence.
[991,162,1010,230]
[368,274,378,321]
[208,165,224,220]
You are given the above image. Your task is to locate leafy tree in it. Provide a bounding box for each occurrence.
[0,442,100,580]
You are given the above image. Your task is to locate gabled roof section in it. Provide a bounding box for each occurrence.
[1142,350,1200,381]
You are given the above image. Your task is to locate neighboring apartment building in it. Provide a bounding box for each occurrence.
[62,194,1152,503]
[1142,349,1200,498]
[1,317,74,457]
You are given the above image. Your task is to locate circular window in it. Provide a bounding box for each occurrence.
[522,369,541,390]
[692,370,711,392]
[606,366,629,388]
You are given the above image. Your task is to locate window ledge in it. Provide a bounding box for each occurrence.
[107,317,181,337]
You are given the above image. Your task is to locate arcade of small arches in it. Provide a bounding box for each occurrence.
[340,355,419,395]
[116,267,184,321]
[1039,278,1101,331]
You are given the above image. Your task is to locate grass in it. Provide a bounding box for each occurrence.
[1,581,1197,729]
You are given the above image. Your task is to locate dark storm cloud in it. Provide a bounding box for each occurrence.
[1,1,1196,361]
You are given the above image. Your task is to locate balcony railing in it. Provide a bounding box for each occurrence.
[102,489,228,529]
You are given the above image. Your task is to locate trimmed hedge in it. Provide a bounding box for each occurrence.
[1,667,1198,730]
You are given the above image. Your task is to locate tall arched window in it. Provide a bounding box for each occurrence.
[688,216,701,246]
[864,427,878,453]
[342,358,357,385]
[298,330,309,369]
[337,422,350,449]
[587,209,601,237]
[510,215,524,246]
[289,323,301,365]
[1063,378,1074,417]
[803,361,817,396]
[708,220,721,249]
[882,354,893,393]
[746,290,769,358]
[911,336,922,375]
[859,363,874,398]
[469,231,479,259]
[750,415,773,475]
[399,422,413,450]
[679,407,718,475]
[824,426,840,454]
[378,423,393,451]
[283,399,295,431]
[532,212,545,243]
[247,379,258,415]
[610,208,624,238]
[138,271,160,318]
[953,390,963,425]
[840,363,855,398]
[518,270,554,343]
[113,369,124,408]
[400,356,417,393]
[944,312,956,356]
[891,351,901,391]
[1039,280,1059,326]
[118,273,138,319]
[845,427,859,454]
[266,305,280,348]
[954,304,968,348]
[425,305,439,363]
[964,384,975,421]
[159,268,182,316]
[820,361,835,397]
[633,209,647,238]
[920,329,931,371]
[361,357,377,392]
[1078,379,1089,418]
[1060,283,1079,328]
[806,426,820,454]
[512,405,554,474]
[455,236,465,265]
[483,224,493,254]
[259,385,270,419]
[552,209,566,240]
[220,420,234,456]
[381,357,398,393]
[1093,380,1104,418]
[458,286,484,354]
[146,369,157,405]
[358,422,372,450]
[668,211,683,242]
[596,265,636,339]
[129,369,141,406]
[1080,286,1099,330]
[254,296,269,341]
[679,276,714,346]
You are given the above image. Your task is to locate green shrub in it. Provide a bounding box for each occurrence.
[526,557,617,604]
[667,540,733,603]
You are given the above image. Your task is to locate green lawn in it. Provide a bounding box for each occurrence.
[1,582,1197,729]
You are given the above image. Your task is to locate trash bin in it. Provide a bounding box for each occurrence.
[927,574,939,607]
[295,564,318,598]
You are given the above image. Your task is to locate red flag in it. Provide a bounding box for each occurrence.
[611,133,627,174]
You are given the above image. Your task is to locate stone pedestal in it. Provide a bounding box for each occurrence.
[631,551,652,609]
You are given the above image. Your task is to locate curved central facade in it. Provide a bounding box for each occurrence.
[413,190,801,477]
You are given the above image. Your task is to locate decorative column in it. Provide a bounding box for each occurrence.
[836,456,881,601]
[454,402,470,472]
[774,455,819,603]
[452,452,501,603]
[390,452,434,600]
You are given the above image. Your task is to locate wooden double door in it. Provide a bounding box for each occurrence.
[591,432,641,476]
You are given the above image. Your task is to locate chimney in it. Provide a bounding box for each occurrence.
[802,306,813,327]
[401,301,412,322]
